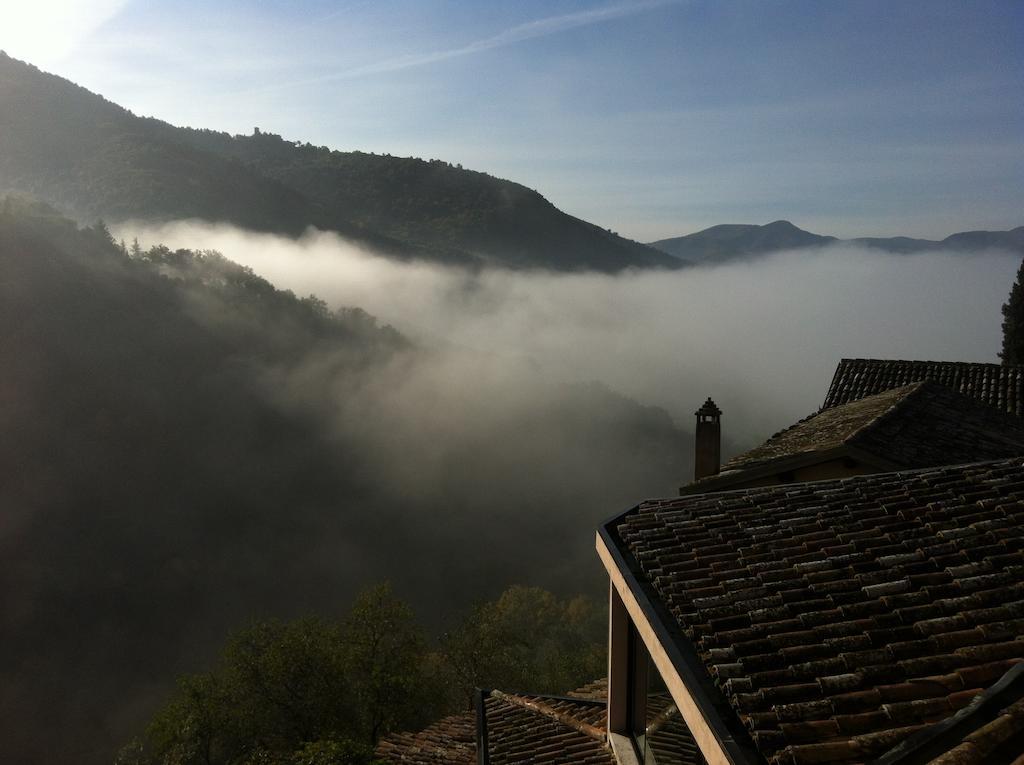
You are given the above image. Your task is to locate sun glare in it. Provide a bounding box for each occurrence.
[0,0,128,66]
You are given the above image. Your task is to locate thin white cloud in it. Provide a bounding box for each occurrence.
[271,0,681,88]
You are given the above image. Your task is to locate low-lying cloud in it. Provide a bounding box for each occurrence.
[105,218,1024,633]
[123,220,1020,451]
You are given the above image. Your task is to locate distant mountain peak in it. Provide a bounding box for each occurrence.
[649,220,1023,264]
[649,220,834,264]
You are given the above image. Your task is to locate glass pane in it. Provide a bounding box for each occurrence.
[642,656,704,765]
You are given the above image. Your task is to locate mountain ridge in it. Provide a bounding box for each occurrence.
[0,52,678,273]
[650,220,1024,264]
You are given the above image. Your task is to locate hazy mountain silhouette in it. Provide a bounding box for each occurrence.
[0,52,678,273]
[650,220,836,263]
[847,228,1024,254]
[650,220,1024,264]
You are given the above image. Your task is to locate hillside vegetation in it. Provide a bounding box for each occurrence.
[0,197,689,764]
[0,52,678,272]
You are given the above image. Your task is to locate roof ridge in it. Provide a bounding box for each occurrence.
[488,690,607,742]
[678,455,1024,504]
[824,358,1024,416]
[716,409,824,473]
[844,381,930,446]
[838,358,1019,368]
[719,383,926,476]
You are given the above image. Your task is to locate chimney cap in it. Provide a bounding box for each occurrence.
[695,397,722,418]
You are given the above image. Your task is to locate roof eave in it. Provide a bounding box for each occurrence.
[871,661,1024,765]
[596,513,764,765]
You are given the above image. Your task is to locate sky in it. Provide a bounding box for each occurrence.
[4,0,1022,241]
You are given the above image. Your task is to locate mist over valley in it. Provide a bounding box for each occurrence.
[124,219,1020,443]
[4,198,1016,765]
[0,3,1022,763]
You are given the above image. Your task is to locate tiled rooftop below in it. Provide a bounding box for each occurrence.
[823,359,1024,416]
[615,458,1024,765]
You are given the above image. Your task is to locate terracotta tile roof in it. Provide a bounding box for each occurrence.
[721,384,919,473]
[926,694,1024,765]
[480,690,613,764]
[566,678,609,700]
[842,383,1024,469]
[376,680,696,765]
[376,712,475,765]
[823,359,1024,416]
[375,695,607,765]
[609,458,1024,765]
[699,382,1024,482]
[375,711,476,764]
[877,662,1024,765]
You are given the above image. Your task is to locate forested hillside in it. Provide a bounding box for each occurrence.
[0,53,678,272]
[0,195,404,763]
[0,197,689,764]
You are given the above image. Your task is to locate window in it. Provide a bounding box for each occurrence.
[607,586,705,765]
[640,655,704,765]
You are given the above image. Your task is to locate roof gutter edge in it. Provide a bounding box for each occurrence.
[596,521,763,765]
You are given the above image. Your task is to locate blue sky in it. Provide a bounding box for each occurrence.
[5,0,1022,241]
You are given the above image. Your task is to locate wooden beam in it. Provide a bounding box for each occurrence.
[607,581,631,735]
[597,531,737,765]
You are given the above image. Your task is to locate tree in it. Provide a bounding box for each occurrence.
[440,586,606,707]
[127,585,431,765]
[343,583,435,742]
[89,218,116,249]
[1002,257,1024,364]
[122,584,605,764]
[137,618,356,765]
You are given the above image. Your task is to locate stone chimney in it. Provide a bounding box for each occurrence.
[694,398,722,481]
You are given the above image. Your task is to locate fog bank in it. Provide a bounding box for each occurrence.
[15,218,1010,764]
[123,221,1020,452]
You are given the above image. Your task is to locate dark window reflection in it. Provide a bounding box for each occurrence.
[639,655,705,765]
